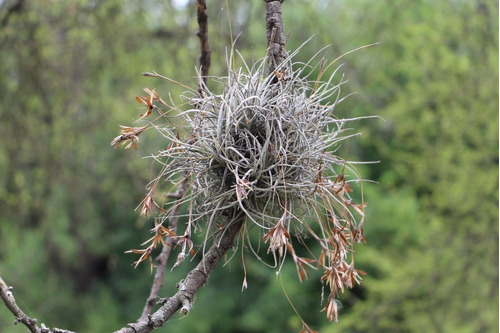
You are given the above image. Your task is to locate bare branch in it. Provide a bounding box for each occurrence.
[196,0,211,91]
[139,0,212,318]
[114,215,245,333]
[0,276,76,333]
[139,180,188,320]
[264,0,286,75]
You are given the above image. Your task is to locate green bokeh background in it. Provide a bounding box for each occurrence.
[0,0,497,332]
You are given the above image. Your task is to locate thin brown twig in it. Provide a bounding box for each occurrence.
[0,276,76,333]
[114,214,245,333]
[196,0,211,93]
[139,180,188,320]
[138,0,212,320]
[264,0,286,75]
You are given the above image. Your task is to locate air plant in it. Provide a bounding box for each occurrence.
[120,46,371,323]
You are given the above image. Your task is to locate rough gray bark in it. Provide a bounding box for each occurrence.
[264,0,286,75]
[196,0,211,91]
[139,181,188,320]
[0,277,76,333]
[114,216,245,333]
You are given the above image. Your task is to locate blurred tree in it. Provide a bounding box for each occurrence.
[316,1,499,332]
[0,0,497,332]
[0,0,200,330]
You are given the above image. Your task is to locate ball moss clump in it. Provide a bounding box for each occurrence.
[148,50,369,322]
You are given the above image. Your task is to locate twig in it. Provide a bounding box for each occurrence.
[139,180,188,320]
[138,0,212,319]
[196,0,211,92]
[264,0,286,75]
[0,276,76,333]
[114,214,245,333]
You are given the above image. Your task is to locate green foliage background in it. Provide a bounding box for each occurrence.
[0,0,497,332]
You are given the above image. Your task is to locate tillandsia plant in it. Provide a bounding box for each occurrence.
[113,46,371,325]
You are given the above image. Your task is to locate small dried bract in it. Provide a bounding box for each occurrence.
[110,125,148,150]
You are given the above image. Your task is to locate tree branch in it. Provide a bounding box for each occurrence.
[139,180,188,320]
[264,0,286,75]
[0,276,76,333]
[114,215,245,333]
[1,3,278,332]
[140,0,212,319]
[196,0,211,91]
